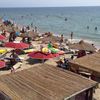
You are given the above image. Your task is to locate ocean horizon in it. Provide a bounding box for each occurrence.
[0,6,100,47]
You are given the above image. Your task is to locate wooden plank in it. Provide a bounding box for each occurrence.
[0,64,97,100]
[69,53,100,75]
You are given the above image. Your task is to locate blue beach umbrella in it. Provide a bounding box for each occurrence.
[15,32,20,36]
[2,17,9,22]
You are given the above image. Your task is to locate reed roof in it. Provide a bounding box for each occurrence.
[0,64,97,100]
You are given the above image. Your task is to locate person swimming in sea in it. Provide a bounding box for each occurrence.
[87,26,89,29]
[95,27,97,31]
[21,16,24,18]
[65,17,67,21]
[31,22,33,27]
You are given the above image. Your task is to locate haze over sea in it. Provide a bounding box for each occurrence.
[0,7,100,47]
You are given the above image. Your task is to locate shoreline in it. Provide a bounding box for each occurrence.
[48,32,100,49]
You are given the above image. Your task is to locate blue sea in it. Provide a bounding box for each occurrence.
[0,7,100,47]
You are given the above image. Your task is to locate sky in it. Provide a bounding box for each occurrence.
[0,0,100,7]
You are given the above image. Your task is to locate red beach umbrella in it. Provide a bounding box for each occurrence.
[28,51,57,59]
[5,42,29,49]
[52,53,60,57]
[0,60,5,68]
[0,35,6,40]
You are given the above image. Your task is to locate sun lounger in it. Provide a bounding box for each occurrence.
[18,56,24,61]
[78,68,92,78]
[23,48,34,53]
[0,49,7,54]
[12,62,22,71]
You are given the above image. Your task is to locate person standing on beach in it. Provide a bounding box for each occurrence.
[60,34,64,44]
[59,34,64,48]
[9,31,14,42]
[31,22,33,27]
[21,27,25,33]
[71,32,73,40]
[35,26,37,33]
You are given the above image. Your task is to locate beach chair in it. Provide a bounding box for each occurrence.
[0,49,7,54]
[11,62,22,72]
[18,56,24,62]
[78,68,92,79]
[23,48,34,53]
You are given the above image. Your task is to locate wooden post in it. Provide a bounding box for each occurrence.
[85,88,93,100]
[89,88,93,100]
[85,89,89,100]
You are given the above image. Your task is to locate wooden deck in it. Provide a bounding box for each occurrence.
[0,64,97,100]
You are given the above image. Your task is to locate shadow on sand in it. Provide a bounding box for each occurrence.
[0,67,11,71]
[26,58,47,65]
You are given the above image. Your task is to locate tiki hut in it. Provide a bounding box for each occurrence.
[0,64,97,100]
[69,52,100,77]
[41,35,60,44]
[28,31,39,40]
[69,40,96,52]
[20,31,39,40]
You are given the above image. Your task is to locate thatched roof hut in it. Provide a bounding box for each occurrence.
[69,40,96,52]
[0,64,97,100]
[41,35,60,44]
[28,31,39,39]
[69,52,100,77]
[20,31,39,39]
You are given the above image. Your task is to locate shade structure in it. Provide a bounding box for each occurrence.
[28,51,59,59]
[0,61,5,68]
[5,42,29,49]
[69,40,96,52]
[69,52,100,76]
[41,35,60,44]
[0,64,97,100]
[51,53,60,57]
[0,35,6,40]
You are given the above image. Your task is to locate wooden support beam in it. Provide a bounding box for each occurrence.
[89,88,93,100]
